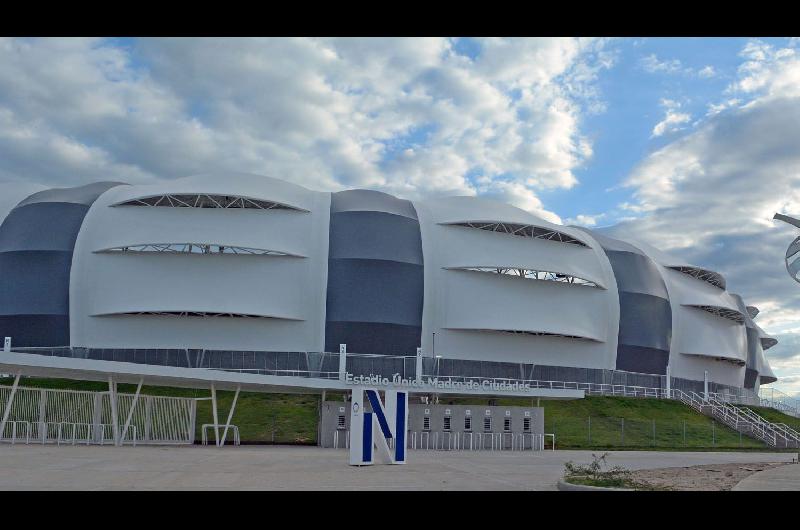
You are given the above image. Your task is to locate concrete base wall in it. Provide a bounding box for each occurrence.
[320,400,543,449]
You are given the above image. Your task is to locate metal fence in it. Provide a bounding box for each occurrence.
[547,416,765,449]
[7,347,753,393]
[0,384,196,445]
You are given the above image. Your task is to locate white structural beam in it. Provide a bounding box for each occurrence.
[108,376,119,446]
[338,344,346,382]
[120,378,143,445]
[210,383,220,447]
[0,350,586,400]
[0,372,21,437]
[416,347,423,384]
[666,365,671,397]
[220,385,241,446]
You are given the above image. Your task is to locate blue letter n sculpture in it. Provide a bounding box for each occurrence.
[349,388,408,465]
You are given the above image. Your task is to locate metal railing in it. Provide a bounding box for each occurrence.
[11,346,798,414]
[332,430,547,451]
[0,420,137,446]
[759,387,800,417]
[671,389,800,448]
[0,384,196,445]
[200,424,240,446]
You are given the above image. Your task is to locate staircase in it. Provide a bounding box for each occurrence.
[672,390,800,448]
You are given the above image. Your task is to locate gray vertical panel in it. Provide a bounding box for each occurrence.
[581,231,672,375]
[731,292,760,388]
[0,182,123,347]
[324,190,424,355]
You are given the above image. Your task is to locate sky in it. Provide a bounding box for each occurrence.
[2,36,800,396]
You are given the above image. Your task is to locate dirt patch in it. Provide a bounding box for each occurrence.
[628,462,789,491]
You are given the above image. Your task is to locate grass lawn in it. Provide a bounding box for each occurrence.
[436,394,770,450]
[0,376,787,450]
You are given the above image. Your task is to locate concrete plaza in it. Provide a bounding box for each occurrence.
[0,444,796,490]
[734,461,800,490]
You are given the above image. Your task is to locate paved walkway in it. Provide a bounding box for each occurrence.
[0,445,794,490]
[733,461,800,490]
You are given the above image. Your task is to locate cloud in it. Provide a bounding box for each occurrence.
[698,65,716,78]
[0,37,615,224]
[565,213,606,227]
[606,39,800,393]
[641,54,720,79]
[651,99,692,137]
[641,53,683,74]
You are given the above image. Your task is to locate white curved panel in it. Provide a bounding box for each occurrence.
[683,304,745,324]
[670,351,746,387]
[85,188,312,258]
[441,221,590,247]
[664,268,741,311]
[70,173,331,350]
[415,196,619,370]
[432,196,551,226]
[78,314,310,350]
[631,240,747,387]
[442,269,607,340]
[755,324,778,350]
[432,225,608,288]
[759,349,777,383]
[439,329,610,367]
[85,253,307,319]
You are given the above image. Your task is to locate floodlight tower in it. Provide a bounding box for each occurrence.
[774,213,800,283]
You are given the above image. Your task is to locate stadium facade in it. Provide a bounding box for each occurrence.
[0,172,778,397]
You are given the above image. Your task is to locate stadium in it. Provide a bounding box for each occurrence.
[0,171,777,400]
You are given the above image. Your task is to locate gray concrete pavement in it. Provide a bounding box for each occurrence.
[0,444,794,490]
[733,462,800,490]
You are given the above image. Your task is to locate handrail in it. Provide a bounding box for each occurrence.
[200,423,241,446]
[0,421,135,446]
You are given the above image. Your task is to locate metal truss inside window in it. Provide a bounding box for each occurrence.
[684,352,746,366]
[96,311,292,319]
[668,266,726,290]
[95,243,303,257]
[746,305,759,319]
[446,266,601,288]
[443,221,589,247]
[112,193,307,211]
[686,304,745,324]
[471,328,598,342]
[760,337,778,350]
[711,356,746,366]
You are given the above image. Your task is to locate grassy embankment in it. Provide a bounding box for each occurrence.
[3,376,793,450]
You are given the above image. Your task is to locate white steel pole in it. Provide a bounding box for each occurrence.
[220,385,240,446]
[339,344,347,382]
[210,384,220,447]
[665,365,671,398]
[120,378,143,444]
[0,372,21,438]
[704,370,709,401]
[416,347,423,384]
[108,376,119,446]
[38,388,47,443]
